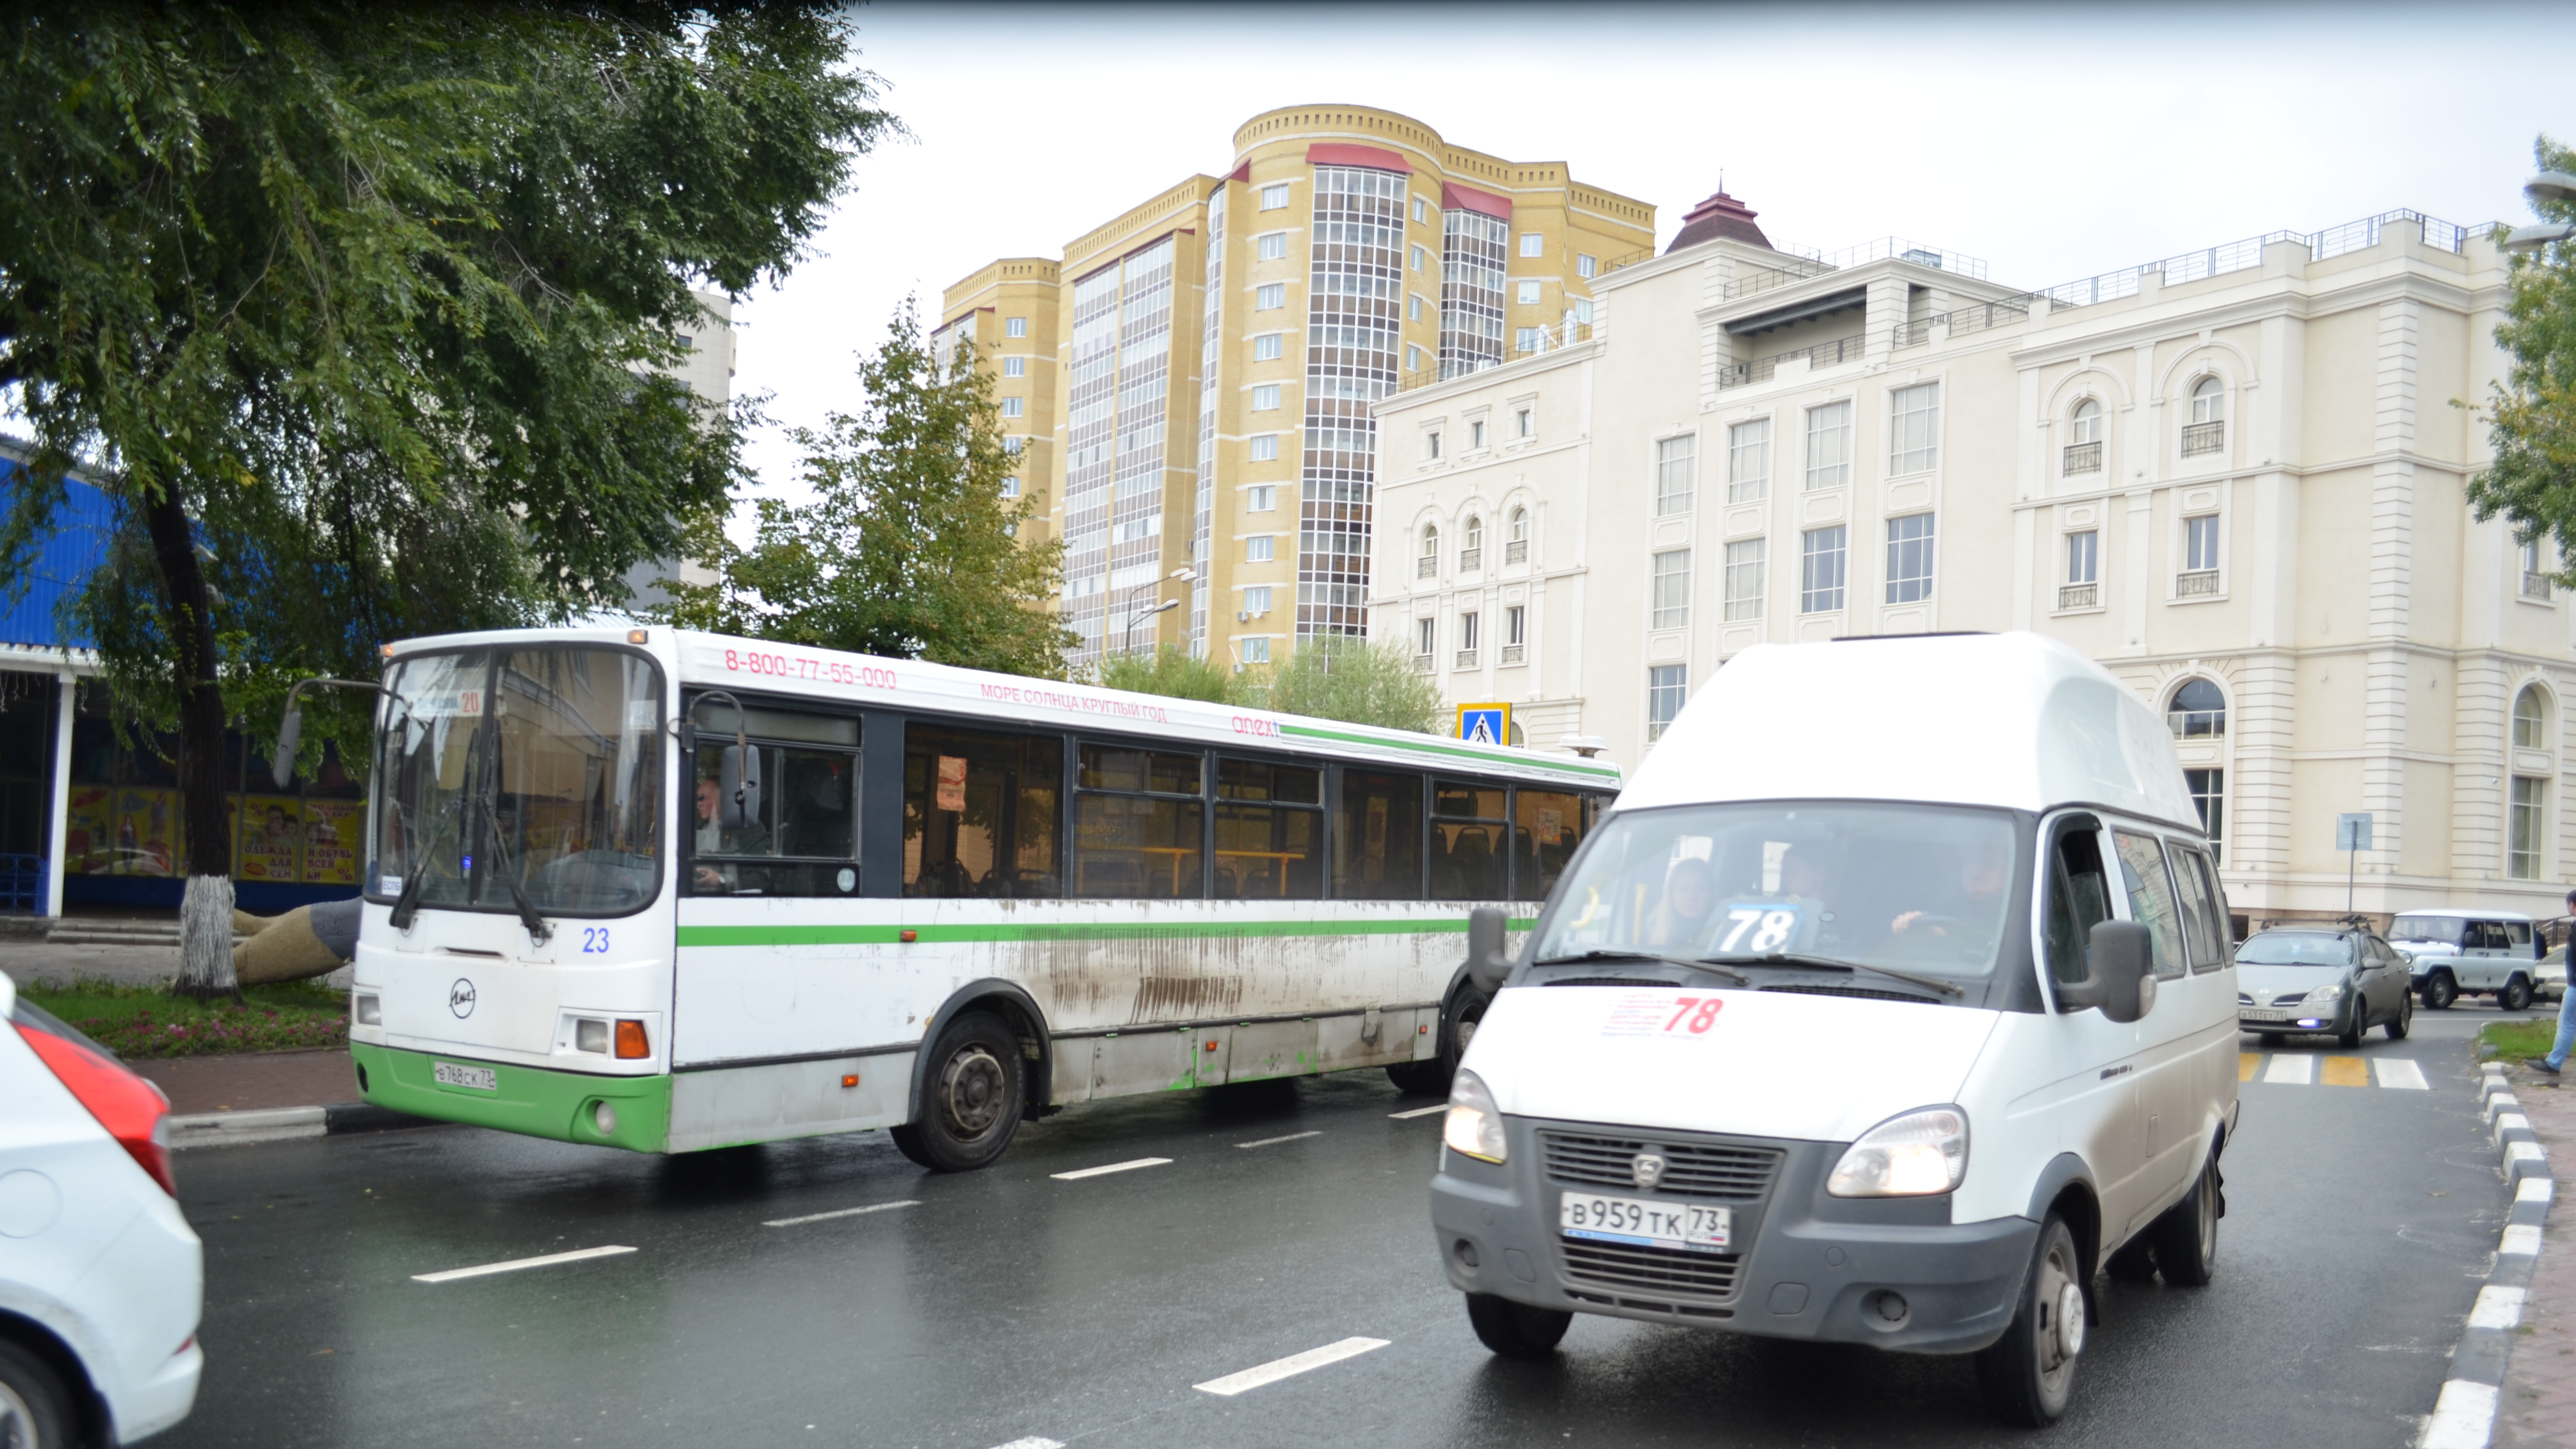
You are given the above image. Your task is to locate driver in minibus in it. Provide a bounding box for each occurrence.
[1889,835,2012,954]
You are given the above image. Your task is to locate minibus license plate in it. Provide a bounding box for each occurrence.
[1559,1192,1730,1252]
[433,1062,498,1091]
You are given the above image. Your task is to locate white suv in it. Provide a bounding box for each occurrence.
[1,973,203,1444]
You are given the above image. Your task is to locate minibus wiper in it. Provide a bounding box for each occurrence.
[1708,952,1966,998]
[1531,950,1751,987]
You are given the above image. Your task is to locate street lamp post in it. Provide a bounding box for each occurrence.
[1119,567,1197,658]
[2503,170,2576,255]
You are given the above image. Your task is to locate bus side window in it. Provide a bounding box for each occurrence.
[1214,758,1322,900]
[1430,778,1508,902]
[903,724,1063,899]
[2168,842,2226,973]
[1334,769,1424,900]
[2112,831,2188,981]
[687,708,860,898]
[2043,820,2112,986]
[1513,789,1585,903]
[1072,744,1205,899]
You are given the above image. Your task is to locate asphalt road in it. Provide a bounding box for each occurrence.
[159,1005,2525,1449]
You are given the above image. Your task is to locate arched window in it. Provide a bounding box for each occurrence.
[2064,398,2104,476]
[1509,507,1528,542]
[1459,515,1485,571]
[2167,677,2226,738]
[2516,685,2551,751]
[1417,524,1439,579]
[1506,506,1529,563]
[2190,376,2225,424]
[2071,399,2102,444]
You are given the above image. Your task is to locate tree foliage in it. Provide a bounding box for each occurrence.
[656,298,1075,677]
[1087,645,1246,705]
[1260,636,1444,734]
[0,3,894,987]
[2468,134,2576,582]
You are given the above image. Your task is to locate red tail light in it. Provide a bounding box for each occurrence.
[14,1019,177,1195]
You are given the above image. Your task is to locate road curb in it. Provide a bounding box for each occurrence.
[2422,1065,2554,1447]
[170,1101,443,1149]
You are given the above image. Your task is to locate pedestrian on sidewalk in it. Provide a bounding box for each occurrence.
[2524,888,2576,1074]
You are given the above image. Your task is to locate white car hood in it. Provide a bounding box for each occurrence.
[1466,984,2001,1144]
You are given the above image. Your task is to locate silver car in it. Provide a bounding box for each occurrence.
[2236,925,2414,1045]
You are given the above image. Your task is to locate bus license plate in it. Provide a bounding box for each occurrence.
[433,1062,497,1091]
[1559,1191,1730,1253]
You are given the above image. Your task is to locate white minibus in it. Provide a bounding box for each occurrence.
[328,626,1618,1169]
[1429,632,2238,1425]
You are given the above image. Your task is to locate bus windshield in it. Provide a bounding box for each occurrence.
[372,647,665,918]
[1533,800,2023,981]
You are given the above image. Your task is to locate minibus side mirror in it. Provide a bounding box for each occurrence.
[2056,920,2154,1024]
[719,744,762,830]
[1465,906,1512,995]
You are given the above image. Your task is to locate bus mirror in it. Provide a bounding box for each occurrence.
[720,744,761,829]
[2085,920,2153,1024]
[271,709,302,790]
[1466,906,1511,994]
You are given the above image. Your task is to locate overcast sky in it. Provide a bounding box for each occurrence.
[727,1,2576,506]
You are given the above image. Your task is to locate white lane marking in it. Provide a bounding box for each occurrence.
[2262,1054,2314,1085]
[2376,1059,2430,1090]
[986,1440,1065,1449]
[1389,1105,1447,1119]
[412,1245,636,1284]
[764,1200,920,1228]
[2520,1176,2557,1204]
[2470,1285,2528,1330]
[2502,1223,2544,1256]
[1194,1336,1390,1396]
[1236,1131,1324,1149]
[2422,1378,2498,1449]
[1051,1157,1172,1181]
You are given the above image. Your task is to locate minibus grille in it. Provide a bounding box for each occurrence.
[1539,1131,1784,1200]
[1558,1238,1745,1305]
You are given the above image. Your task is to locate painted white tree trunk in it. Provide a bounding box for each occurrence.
[177,874,239,996]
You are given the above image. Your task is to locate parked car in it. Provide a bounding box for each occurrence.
[2389,909,2541,1010]
[0,973,202,1445]
[2234,924,2412,1045]
[2537,946,2567,1005]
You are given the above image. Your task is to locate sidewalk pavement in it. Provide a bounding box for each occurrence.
[2493,1063,2576,1446]
[137,1048,359,1117]
[0,938,353,991]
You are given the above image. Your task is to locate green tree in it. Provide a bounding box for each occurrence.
[1260,636,1443,734]
[659,297,1074,676]
[1088,645,1247,705]
[2468,134,2576,582]
[0,4,895,992]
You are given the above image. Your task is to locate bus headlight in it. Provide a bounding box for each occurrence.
[574,1018,608,1054]
[1827,1106,1969,1197]
[1443,1069,1508,1164]
[354,994,380,1026]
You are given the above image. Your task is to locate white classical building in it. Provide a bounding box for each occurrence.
[1372,197,2566,926]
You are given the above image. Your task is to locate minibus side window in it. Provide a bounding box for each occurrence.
[2044,823,2113,985]
[903,724,1063,899]
[1335,770,1425,900]
[2168,842,2226,973]
[1430,778,1509,901]
[2112,831,2188,980]
[1513,790,1586,902]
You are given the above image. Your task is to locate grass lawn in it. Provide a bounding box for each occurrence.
[2482,1018,2558,1061]
[20,978,348,1059]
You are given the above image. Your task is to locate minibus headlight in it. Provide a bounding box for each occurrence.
[1443,1068,1509,1164]
[1827,1106,1968,1198]
[353,993,380,1026]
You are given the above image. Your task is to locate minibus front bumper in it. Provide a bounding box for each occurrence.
[1428,1113,2037,1355]
[351,1042,672,1152]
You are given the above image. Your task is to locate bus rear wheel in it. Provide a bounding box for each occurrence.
[892,1010,1024,1172]
[1388,987,1490,1096]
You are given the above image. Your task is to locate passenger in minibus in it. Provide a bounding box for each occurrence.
[1646,855,1719,947]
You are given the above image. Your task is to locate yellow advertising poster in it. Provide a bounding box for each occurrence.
[73,788,176,876]
[65,787,113,875]
[237,796,303,882]
[301,800,364,884]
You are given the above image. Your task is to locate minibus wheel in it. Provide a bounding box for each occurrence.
[2422,973,2457,1010]
[1974,1214,2084,1425]
[891,1010,1022,1172]
[1464,1293,1571,1359]
[2147,1153,2221,1287]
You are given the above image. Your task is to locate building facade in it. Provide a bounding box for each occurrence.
[937,106,1653,669]
[1374,204,2566,924]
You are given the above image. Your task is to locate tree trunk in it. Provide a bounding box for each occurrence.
[142,483,238,1000]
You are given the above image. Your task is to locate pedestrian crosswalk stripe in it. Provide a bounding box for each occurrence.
[2238,1053,2433,1088]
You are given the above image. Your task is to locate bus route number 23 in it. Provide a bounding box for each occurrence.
[580,928,611,955]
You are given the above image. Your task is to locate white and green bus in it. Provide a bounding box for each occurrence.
[340,626,1620,1170]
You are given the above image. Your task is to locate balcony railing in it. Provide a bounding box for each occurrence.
[1412,653,1434,674]
[1458,547,1482,573]
[1454,649,1479,669]
[2526,571,2556,601]
[2176,569,2222,597]
[2057,582,2100,610]
[1716,334,1867,391]
[1416,555,1437,579]
[1505,539,1527,564]
[1500,643,1525,665]
[2181,421,2225,456]
[2062,441,2103,475]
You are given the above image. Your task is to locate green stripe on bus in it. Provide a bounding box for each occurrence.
[676,916,1538,948]
[1273,722,1622,780]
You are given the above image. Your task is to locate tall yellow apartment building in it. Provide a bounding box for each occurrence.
[937,105,1653,669]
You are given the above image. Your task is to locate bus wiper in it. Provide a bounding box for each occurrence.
[1531,949,1751,987]
[1707,951,1965,998]
[388,788,471,933]
[473,752,553,946]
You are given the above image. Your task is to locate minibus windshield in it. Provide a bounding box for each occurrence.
[371,647,664,918]
[1534,801,2022,982]
[2388,915,2467,946]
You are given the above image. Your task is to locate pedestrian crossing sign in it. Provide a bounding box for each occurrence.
[1455,703,1510,746]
